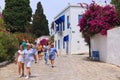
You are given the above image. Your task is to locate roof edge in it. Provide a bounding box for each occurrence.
[54,4,83,19]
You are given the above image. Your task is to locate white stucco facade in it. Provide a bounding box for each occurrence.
[107,27,120,66]
[53,4,89,55]
[90,34,107,62]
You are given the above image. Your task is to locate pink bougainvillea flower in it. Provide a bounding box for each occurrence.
[78,2,120,42]
[40,39,49,45]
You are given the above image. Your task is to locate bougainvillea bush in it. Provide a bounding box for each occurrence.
[78,3,120,42]
[40,39,49,45]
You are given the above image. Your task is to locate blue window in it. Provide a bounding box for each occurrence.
[67,16,70,29]
[78,15,82,23]
[58,40,60,49]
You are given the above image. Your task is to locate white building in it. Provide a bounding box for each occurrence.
[53,4,89,55]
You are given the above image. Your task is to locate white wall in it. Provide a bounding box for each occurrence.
[70,7,89,54]
[90,34,107,62]
[91,27,120,66]
[107,27,120,66]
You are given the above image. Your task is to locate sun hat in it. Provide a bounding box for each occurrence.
[26,43,31,46]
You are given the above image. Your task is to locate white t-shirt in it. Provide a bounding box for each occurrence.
[43,45,49,52]
[24,49,35,62]
[18,50,24,55]
[17,50,24,63]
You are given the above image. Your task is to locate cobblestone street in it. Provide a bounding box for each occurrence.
[1,54,120,80]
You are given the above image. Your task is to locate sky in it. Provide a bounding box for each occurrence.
[0,0,111,27]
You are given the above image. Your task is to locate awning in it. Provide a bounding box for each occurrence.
[55,20,59,24]
[59,15,65,22]
[55,19,61,24]
[55,15,65,24]
[64,35,69,41]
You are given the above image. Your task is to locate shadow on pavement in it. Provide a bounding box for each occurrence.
[30,75,37,78]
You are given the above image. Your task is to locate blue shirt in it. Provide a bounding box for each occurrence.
[24,48,35,61]
[49,48,57,55]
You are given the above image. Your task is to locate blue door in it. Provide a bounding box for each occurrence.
[64,35,69,55]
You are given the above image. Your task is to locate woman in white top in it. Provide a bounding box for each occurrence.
[24,43,36,79]
[16,45,25,77]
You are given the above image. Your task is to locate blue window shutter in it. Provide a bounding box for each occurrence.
[58,40,60,49]
[78,15,82,23]
[67,16,70,29]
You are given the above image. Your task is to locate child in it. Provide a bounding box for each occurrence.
[49,43,58,68]
[16,45,25,77]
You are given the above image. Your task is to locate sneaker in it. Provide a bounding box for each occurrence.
[18,75,22,78]
[25,76,29,79]
[18,74,24,78]
[51,66,54,68]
